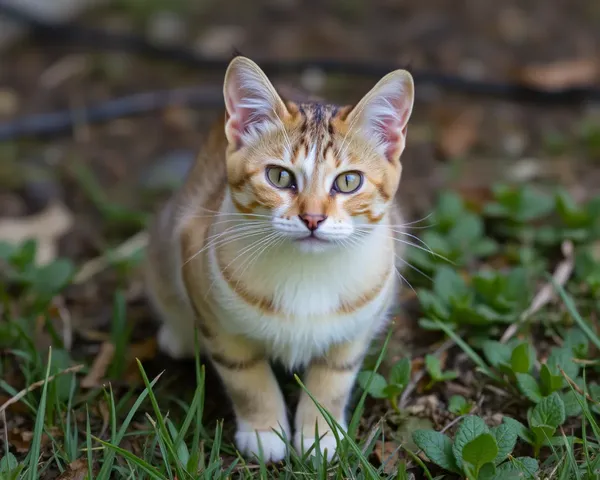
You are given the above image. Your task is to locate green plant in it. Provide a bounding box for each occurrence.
[448,395,473,415]
[424,354,458,389]
[504,392,568,457]
[406,192,498,273]
[412,415,538,479]
[357,357,411,411]
[418,266,531,333]
[482,336,588,414]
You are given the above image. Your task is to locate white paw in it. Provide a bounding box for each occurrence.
[235,429,288,463]
[157,325,194,359]
[294,433,339,461]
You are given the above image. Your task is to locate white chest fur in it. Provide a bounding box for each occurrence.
[206,219,396,369]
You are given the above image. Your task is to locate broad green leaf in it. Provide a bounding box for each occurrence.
[436,192,464,224]
[531,425,555,447]
[562,328,589,357]
[357,371,388,399]
[425,355,442,380]
[546,346,580,380]
[560,390,583,417]
[448,214,484,245]
[417,289,450,319]
[0,241,17,261]
[493,457,538,479]
[462,433,498,476]
[0,453,18,472]
[539,364,564,395]
[390,357,411,387]
[510,343,531,374]
[502,417,534,445]
[478,462,497,480]
[441,371,458,381]
[516,373,543,403]
[491,421,518,465]
[528,392,566,428]
[31,259,75,296]
[452,416,489,469]
[412,429,460,474]
[382,384,404,398]
[448,395,470,415]
[482,340,512,369]
[433,267,468,304]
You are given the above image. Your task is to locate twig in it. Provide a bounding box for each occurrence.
[559,366,600,406]
[73,230,148,284]
[0,87,223,141]
[399,337,455,409]
[0,364,84,413]
[500,240,574,344]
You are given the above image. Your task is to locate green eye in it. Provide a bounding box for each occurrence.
[266,166,296,189]
[333,171,363,193]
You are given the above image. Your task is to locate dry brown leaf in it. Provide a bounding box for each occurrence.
[437,109,483,159]
[122,337,159,385]
[128,337,158,362]
[56,458,89,480]
[81,342,115,388]
[516,58,599,90]
[8,428,33,453]
[373,441,400,475]
[0,200,73,265]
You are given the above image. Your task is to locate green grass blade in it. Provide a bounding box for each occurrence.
[136,359,186,480]
[93,436,166,480]
[96,372,163,478]
[27,347,53,480]
[348,327,393,437]
[434,320,502,382]
[552,277,600,350]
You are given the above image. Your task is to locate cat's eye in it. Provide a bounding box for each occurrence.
[332,171,363,194]
[266,166,296,189]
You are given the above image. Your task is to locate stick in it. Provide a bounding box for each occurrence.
[0,364,84,414]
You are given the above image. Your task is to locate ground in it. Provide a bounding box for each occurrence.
[1,0,600,478]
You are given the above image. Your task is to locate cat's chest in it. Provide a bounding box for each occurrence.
[206,246,395,367]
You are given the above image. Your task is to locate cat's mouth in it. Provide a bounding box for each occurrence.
[295,233,329,244]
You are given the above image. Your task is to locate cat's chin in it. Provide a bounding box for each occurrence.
[292,235,335,254]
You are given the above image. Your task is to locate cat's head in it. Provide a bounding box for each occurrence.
[223,56,414,253]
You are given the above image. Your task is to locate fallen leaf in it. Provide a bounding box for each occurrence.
[373,441,400,475]
[81,342,115,388]
[0,200,73,265]
[56,458,89,480]
[437,109,483,159]
[128,337,158,362]
[122,337,158,385]
[516,58,599,90]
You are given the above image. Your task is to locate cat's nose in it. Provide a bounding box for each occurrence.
[299,213,327,231]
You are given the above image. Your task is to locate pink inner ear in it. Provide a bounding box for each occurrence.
[379,104,410,162]
[225,86,273,149]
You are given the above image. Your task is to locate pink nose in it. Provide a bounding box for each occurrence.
[299,213,327,231]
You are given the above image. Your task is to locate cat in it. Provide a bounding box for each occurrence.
[144,55,414,462]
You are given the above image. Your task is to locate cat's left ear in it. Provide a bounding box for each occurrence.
[223,56,290,149]
[345,70,414,162]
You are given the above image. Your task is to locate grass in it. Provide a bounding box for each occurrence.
[1,184,600,479]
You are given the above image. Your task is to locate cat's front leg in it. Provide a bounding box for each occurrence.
[204,329,290,463]
[293,335,369,460]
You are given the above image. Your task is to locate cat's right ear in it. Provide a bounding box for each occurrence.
[223,56,290,149]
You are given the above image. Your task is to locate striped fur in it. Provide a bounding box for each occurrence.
[145,56,414,463]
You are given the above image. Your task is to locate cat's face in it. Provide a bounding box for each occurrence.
[223,57,414,253]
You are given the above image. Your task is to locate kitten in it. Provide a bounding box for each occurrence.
[145,56,414,462]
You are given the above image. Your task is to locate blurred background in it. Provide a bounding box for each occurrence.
[1,0,599,237]
[1,0,600,472]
